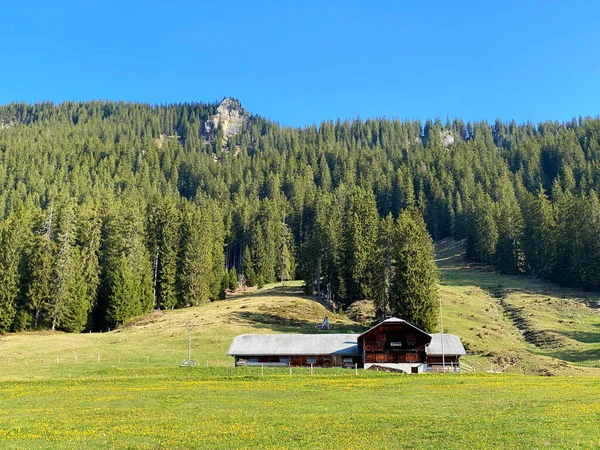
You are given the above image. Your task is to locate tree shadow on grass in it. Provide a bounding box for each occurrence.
[435,239,600,305]
[231,311,367,335]
[541,345,600,365]
[551,328,600,344]
[228,285,309,301]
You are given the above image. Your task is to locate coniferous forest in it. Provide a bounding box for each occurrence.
[0,99,599,333]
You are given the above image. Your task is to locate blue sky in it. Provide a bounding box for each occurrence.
[1,0,599,126]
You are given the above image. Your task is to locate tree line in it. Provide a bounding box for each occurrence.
[0,99,599,333]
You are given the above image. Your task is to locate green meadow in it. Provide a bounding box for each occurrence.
[1,241,599,448]
[1,371,599,449]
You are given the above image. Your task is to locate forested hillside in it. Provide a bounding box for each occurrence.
[0,98,599,333]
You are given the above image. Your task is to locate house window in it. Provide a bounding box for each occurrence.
[342,358,353,363]
[279,357,290,364]
[249,358,258,363]
[306,357,317,364]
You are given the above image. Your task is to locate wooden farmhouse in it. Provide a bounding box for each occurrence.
[227,317,466,373]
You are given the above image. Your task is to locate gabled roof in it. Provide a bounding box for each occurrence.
[227,333,361,357]
[357,317,431,341]
[426,333,466,356]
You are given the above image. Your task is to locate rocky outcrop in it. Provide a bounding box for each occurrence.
[441,130,454,148]
[204,98,249,145]
[0,119,18,130]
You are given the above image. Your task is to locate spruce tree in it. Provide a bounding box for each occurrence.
[27,209,56,328]
[495,178,524,274]
[390,208,439,332]
[341,188,379,300]
[107,252,137,326]
[180,203,213,305]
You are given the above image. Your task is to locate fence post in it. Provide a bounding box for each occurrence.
[310,363,313,376]
[97,354,100,363]
[261,364,264,376]
[355,363,358,376]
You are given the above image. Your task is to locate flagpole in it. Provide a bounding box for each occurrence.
[439,296,445,373]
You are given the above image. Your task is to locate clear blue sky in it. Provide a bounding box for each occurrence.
[1,0,599,126]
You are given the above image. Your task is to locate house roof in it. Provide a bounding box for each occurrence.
[227,333,361,357]
[426,333,467,356]
[357,317,431,342]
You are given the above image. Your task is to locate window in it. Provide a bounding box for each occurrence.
[279,357,290,364]
[249,358,258,363]
[306,357,317,364]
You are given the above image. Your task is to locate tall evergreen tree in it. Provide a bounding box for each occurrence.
[342,189,380,300]
[389,208,439,332]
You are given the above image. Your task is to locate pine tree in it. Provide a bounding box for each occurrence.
[390,208,438,332]
[51,203,77,331]
[373,213,394,319]
[0,210,29,333]
[495,178,524,274]
[522,186,556,277]
[27,209,56,328]
[77,204,101,325]
[59,247,89,332]
[180,203,213,305]
[107,252,137,326]
[342,189,380,300]
[242,246,257,287]
[277,219,294,283]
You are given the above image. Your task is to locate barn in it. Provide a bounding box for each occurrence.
[227,317,466,373]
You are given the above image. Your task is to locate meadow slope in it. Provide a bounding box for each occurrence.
[1,241,599,379]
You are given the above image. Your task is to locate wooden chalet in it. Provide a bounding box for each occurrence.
[227,317,466,373]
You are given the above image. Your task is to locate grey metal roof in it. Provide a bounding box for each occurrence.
[227,333,361,357]
[426,333,466,356]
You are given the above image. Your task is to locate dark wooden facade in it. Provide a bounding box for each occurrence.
[235,354,362,368]
[358,320,431,366]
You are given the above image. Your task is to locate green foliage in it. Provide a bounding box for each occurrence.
[227,268,238,292]
[180,203,215,306]
[342,189,379,300]
[0,100,600,332]
[107,252,138,326]
[389,208,439,332]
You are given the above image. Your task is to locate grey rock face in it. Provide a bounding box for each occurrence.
[441,130,454,148]
[204,98,249,143]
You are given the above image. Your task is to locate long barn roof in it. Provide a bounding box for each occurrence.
[227,333,361,357]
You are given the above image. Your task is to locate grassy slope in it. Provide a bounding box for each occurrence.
[2,241,600,378]
[436,239,600,375]
[0,281,364,380]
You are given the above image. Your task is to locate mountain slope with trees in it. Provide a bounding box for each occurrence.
[0,98,599,333]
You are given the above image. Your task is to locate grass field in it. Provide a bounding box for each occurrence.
[1,241,600,448]
[1,370,600,449]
